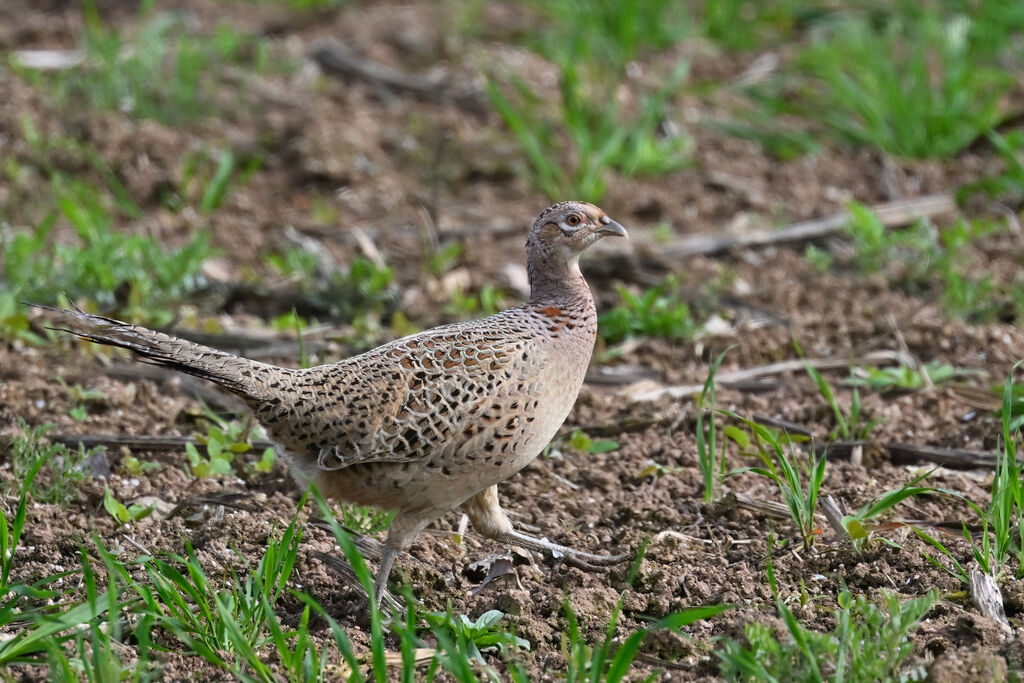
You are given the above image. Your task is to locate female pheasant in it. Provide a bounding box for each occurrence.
[41,201,629,601]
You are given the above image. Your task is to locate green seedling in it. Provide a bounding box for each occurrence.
[102,487,154,524]
[718,546,936,682]
[422,606,529,681]
[25,6,276,124]
[959,130,1024,207]
[427,242,463,278]
[809,201,1019,324]
[914,366,1024,583]
[488,57,691,202]
[599,282,696,344]
[994,374,1024,432]
[984,365,1024,578]
[757,11,1010,158]
[184,441,234,479]
[10,420,100,506]
[847,361,981,393]
[697,349,732,503]
[804,361,880,441]
[3,177,213,326]
[187,403,277,477]
[840,470,937,552]
[567,429,620,455]
[729,413,826,551]
[445,284,504,320]
[533,0,688,73]
[700,0,808,52]
[563,594,727,683]
[252,447,277,474]
[0,293,44,345]
[913,526,971,585]
[199,150,236,212]
[0,460,110,667]
[57,378,106,423]
[121,454,159,476]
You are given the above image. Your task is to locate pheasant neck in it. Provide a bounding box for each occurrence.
[526,255,594,312]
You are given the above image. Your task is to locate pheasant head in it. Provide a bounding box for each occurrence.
[525,201,628,297]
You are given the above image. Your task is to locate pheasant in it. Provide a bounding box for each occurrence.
[39,201,630,602]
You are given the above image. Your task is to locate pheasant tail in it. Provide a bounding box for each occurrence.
[32,304,283,402]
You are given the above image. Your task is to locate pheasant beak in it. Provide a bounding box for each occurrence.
[595,217,628,238]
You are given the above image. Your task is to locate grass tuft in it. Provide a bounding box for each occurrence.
[718,551,936,682]
[599,281,697,344]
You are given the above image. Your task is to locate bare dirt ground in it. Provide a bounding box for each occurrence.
[2,1,1024,680]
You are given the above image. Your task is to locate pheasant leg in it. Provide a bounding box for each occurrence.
[373,544,399,606]
[462,485,629,570]
[372,513,433,605]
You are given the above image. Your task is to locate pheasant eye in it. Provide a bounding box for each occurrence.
[566,214,582,227]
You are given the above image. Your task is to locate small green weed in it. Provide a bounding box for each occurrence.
[184,436,237,479]
[835,202,1017,322]
[0,459,110,668]
[915,369,1023,582]
[697,349,732,503]
[426,242,463,279]
[998,377,1024,433]
[599,282,696,344]
[0,292,44,345]
[843,202,939,278]
[567,429,620,455]
[265,249,397,324]
[699,0,809,52]
[839,471,937,552]
[804,362,880,441]
[848,361,979,393]
[270,309,309,334]
[531,0,688,73]
[422,606,529,681]
[959,131,1024,208]
[46,619,150,682]
[187,408,275,478]
[10,420,100,506]
[121,454,159,476]
[246,0,345,10]
[161,148,243,213]
[912,526,971,585]
[717,553,935,682]
[975,365,1023,578]
[445,284,503,320]
[736,8,1013,159]
[1,455,45,604]
[266,246,321,283]
[563,596,727,683]
[803,244,833,272]
[57,378,106,423]
[102,487,154,524]
[120,514,307,677]
[25,6,274,124]
[333,258,398,322]
[2,177,213,326]
[3,119,139,230]
[714,100,820,162]
[730,414,826,551]
[488,59,691,202]
[308,486,506,682]
[335,503,396,536]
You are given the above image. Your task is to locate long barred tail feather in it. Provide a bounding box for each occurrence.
[31,303,281,402]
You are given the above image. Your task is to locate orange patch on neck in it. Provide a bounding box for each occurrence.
[538,306,562,318]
